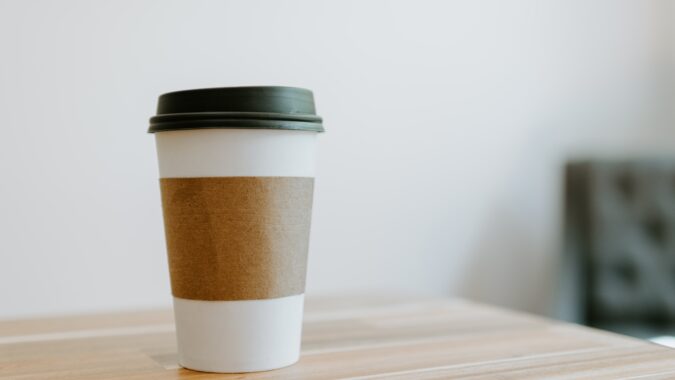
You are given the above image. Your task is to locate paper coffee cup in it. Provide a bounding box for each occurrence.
[148,87,324,373]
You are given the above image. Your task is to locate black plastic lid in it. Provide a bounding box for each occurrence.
[148,86,324,133]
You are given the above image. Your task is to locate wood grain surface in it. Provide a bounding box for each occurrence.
[2,296,675,379]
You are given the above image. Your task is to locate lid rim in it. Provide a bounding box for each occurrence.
[148,123,324,134]
[148,118,324,133]
[150,111,322,123]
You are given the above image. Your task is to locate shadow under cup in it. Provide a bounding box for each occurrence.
[148,87,324,373]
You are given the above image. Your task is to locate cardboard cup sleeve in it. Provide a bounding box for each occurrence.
[160,176,314,301]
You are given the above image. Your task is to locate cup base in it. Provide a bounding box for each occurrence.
[178,355,300,374]
[173,294,304,373]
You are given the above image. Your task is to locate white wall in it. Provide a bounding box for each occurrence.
[1,0,674,319]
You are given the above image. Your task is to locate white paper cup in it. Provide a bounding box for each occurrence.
[149,87,323,373]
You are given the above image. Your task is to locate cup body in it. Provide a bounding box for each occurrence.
[155,128,317,373]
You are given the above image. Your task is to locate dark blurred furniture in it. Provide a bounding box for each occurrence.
[563,160,675,338]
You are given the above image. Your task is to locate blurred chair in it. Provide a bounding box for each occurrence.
[562,160,675,338]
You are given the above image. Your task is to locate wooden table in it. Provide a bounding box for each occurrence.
[2,296,675,379]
